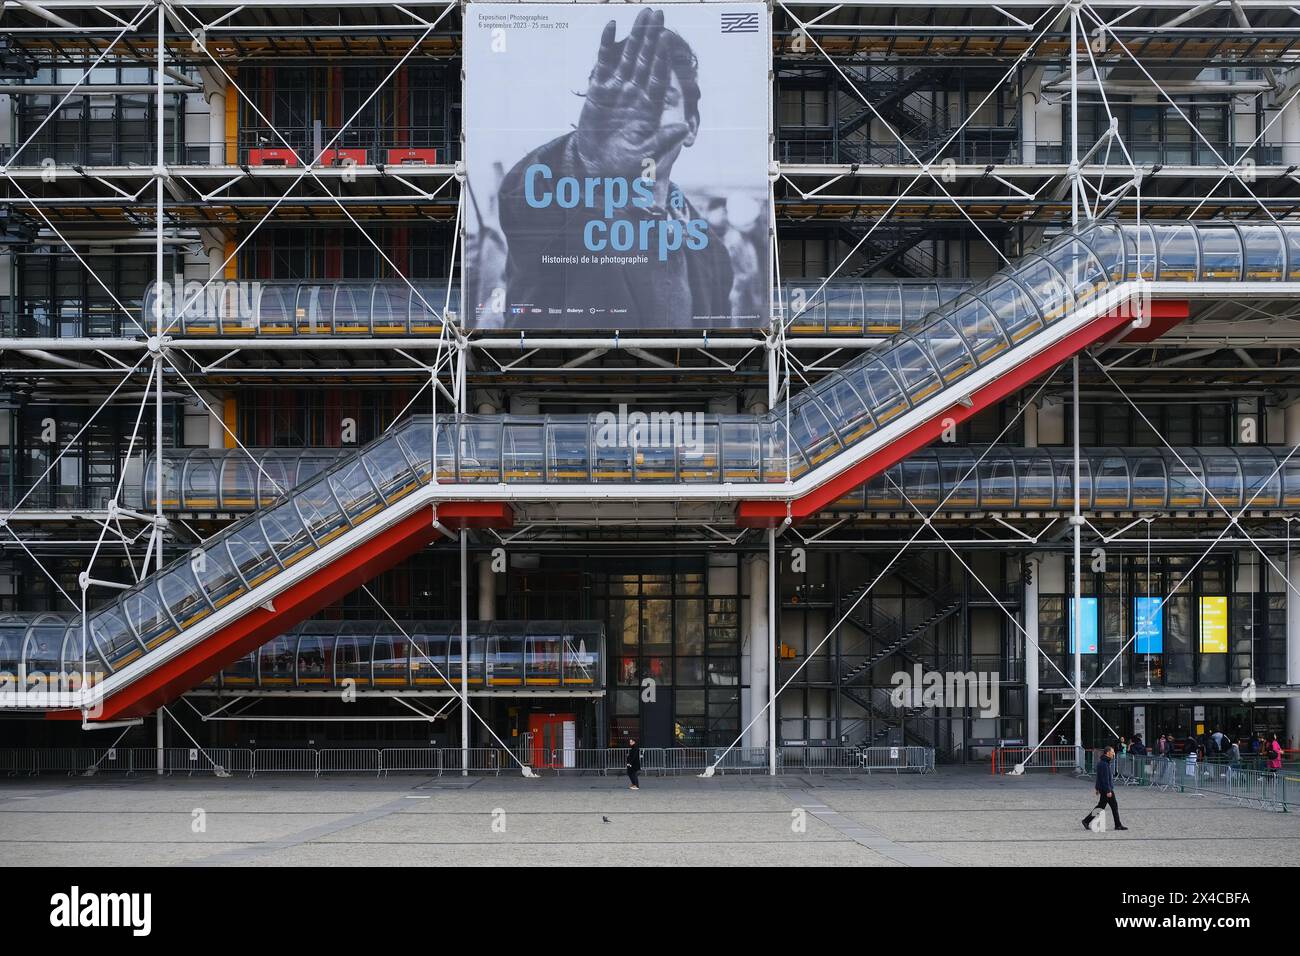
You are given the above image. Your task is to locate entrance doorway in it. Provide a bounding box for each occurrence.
[529,712,577,768]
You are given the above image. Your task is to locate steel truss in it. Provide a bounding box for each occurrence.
[1,1,1298,768]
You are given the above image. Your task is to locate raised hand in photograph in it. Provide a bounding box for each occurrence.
[574,8,692,177]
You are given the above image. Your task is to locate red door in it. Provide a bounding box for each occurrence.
[529,713,576,768]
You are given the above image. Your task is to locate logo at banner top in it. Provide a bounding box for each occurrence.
[721,12,759,33]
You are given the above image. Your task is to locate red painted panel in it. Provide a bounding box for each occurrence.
[1118,299,1191,343]
[247,148,300,167]
[386,147,439,166]
[438,501,513,529]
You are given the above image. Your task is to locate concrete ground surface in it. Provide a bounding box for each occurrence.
[0,767,1295,866]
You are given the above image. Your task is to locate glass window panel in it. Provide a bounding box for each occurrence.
[938,449,978,509]
[721,421,760,481]
[947,296,1008,366]
[819,377,874,443]
[496,424,538,481]
[1131,456,1167,507]
[1013,255,1074,325]
[546,423,589,482]
[883,337,941,405]
[1198,226,1243,281]
[678,599,705,655]
[1154,224,1198,280]
[328,459,382,523]
[1205,455,1242,506]
[225,524,279,591]
[259,634,297,686]
[157,564,211,630]
[1167,450,1206,508]
[1122,224,1158,280]
[850,360,907,427]
[295,481,348,544]
[1078,222,1126,282]
[1094,456,1130,507]
[1017,453,1053,507]
[789,396,842,465]
[978,455,1016,508]
[260,500,313,567]
[124,580,176,649]
[916,318,975,383]
[824,284,864,332]
[902,455,940,509]
[1285,225,1300,280]
[679,422,719,482]
[982,276,1042,344]
[1238,451,1280,508]
[861,283,901,331]
[1042,238,1107,305]
[1240,225,1285,280]
[89,606,138,668]
[642,600,672,653]
[362,435,421,499]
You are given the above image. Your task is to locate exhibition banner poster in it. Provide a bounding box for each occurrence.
[464,3,771,330]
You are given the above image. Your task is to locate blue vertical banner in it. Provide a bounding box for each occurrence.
[1068,597,1098,654]
[1134,596,1163,654]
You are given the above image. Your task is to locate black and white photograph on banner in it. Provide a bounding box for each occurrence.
[463,2,770,330]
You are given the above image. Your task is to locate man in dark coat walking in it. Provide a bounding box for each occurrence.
[1082,745,1127,831]
[626,737,642,790]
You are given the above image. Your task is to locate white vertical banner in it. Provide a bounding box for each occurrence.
[562,720,576,768]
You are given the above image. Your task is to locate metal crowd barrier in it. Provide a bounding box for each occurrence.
[1108,752,1295,811]
[990,745,1081,774]
[0,746,937,778]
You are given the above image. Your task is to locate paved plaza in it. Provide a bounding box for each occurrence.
[1,767,1295,866]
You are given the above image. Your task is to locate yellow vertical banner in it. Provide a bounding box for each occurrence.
[222,394,238,449]
[1199,596,1227,653]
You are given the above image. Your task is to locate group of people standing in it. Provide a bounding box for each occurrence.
[1132,730,1285,771]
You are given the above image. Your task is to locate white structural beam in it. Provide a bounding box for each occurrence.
[747,550,770,753]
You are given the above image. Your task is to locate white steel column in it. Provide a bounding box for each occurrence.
[768,528,777,775]
[156,708,164,776]
[1071,359,1083,763]
[153,3,165,574]
[1287,400,1300,748]
[476,401,497,623]
[1069,6,1083,766]
[1024,557,1040,747]
[1285,550,1300,752]
[460,529,469,775]
[1024,401,1039,746]
[747,550,769,752]
[207,77,226,167]
[1281,94,1300,167]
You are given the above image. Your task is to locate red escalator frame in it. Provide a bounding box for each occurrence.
[52,501,511,722]
[736,300,1189,527]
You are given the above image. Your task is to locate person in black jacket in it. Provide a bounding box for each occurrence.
[626,737,641,790]
[1082,746,1128,831]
